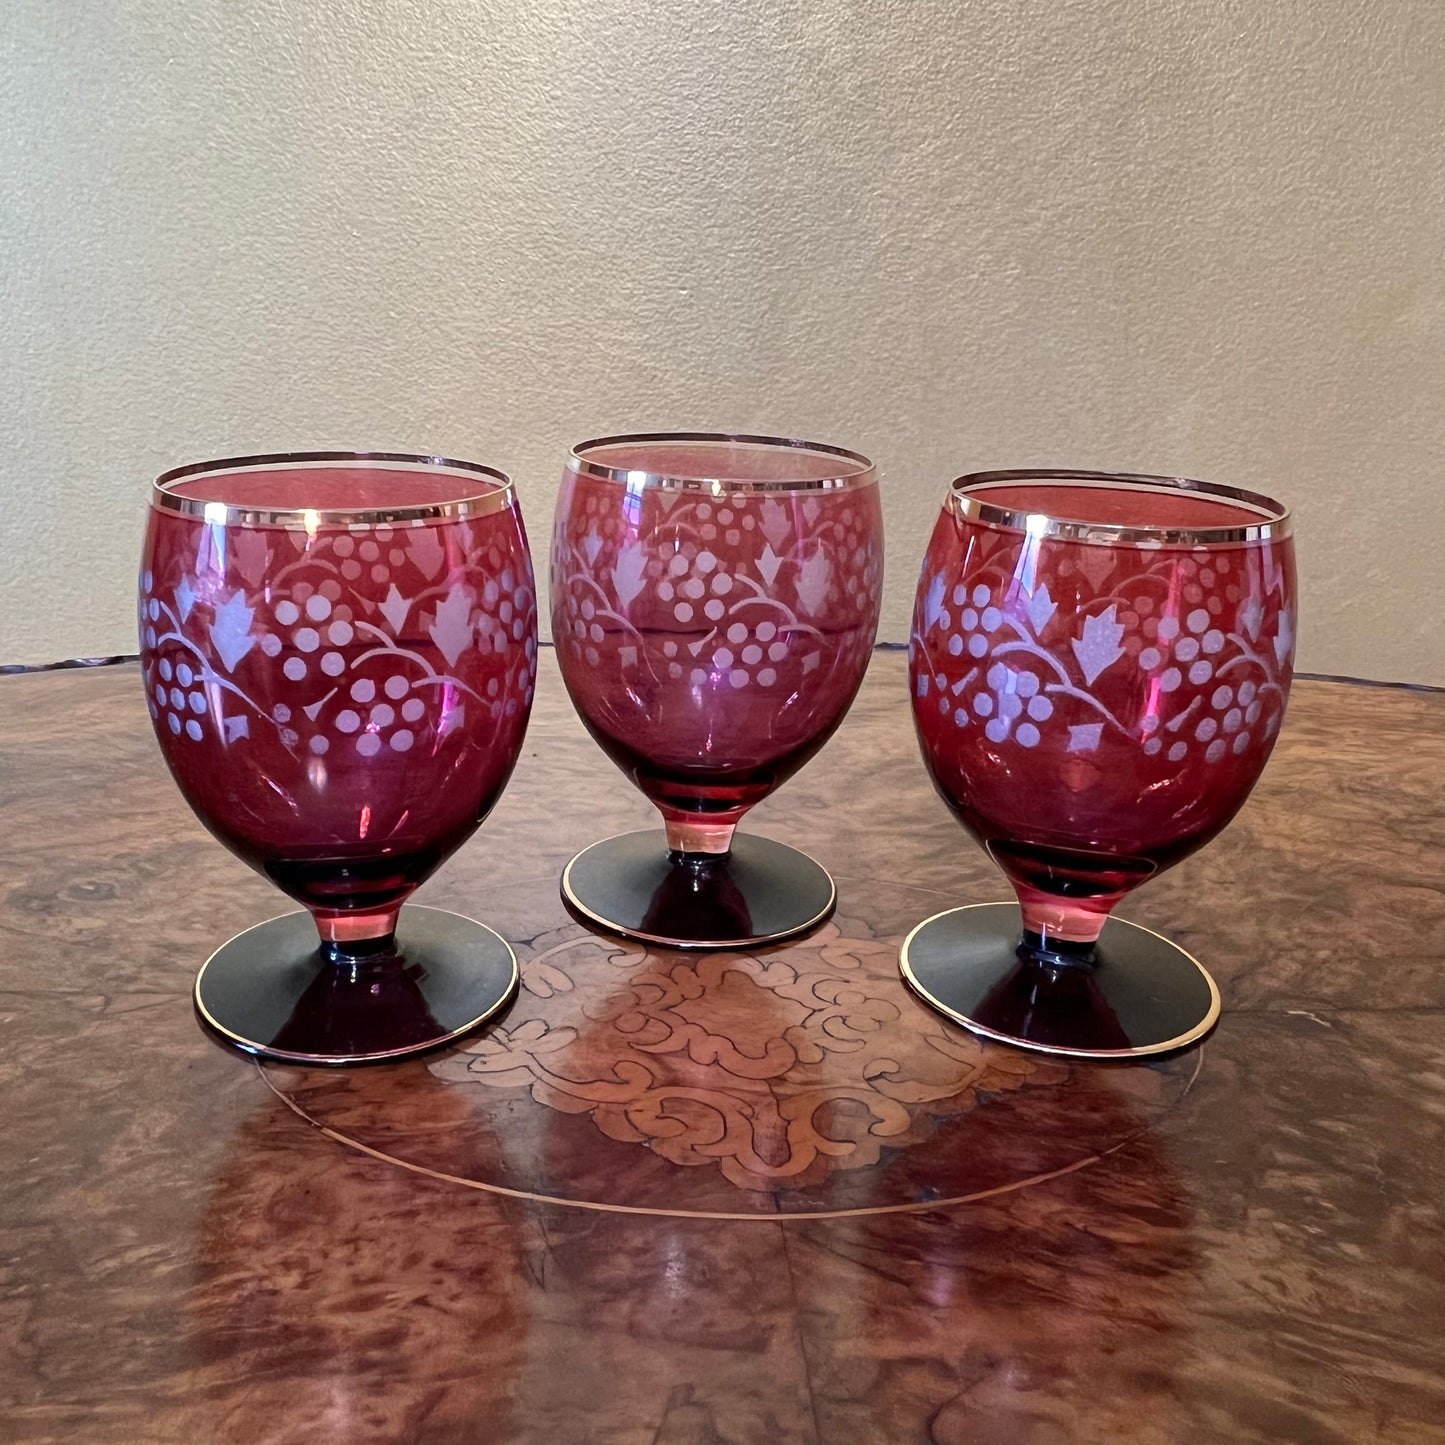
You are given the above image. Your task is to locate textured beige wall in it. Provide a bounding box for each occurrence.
[2,0,1442,682]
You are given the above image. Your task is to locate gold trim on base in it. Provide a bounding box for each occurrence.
[560,831,837,951]
[192,907,520,1066]
[899,904,1221,1060]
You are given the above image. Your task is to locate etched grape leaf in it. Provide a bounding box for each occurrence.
[1071,605,1126,685]
[611,542,647,611]
[438,701,467,738]
[409,528,445,580]
[208,591,256,672]
[801,498,822,527]
[175,576,197,623]
[379,584,412,634]
[796,551,831,615]
[922,572,947,632]
[233,532,272,587]
[581,528,604,566]
[429,589,475,667]
[1023,583,1057,635]
[1237,597,1264,642]
[1263,547,1284,597]
[223,715,250,744]
[759,497,792,550]
[1068,723,1103,753]
[194,528,220,577]
[756,545,784,588]
[427,589,473,667]
[1273,608,1294,667]
[1078,548,1114,592]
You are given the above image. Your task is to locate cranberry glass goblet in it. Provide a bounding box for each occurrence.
[552,432,883,947]
[904,469,1296,1058]
[140,452,538,1064]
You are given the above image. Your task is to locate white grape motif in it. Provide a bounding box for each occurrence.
[911,531,1294,765]
[552,485,881,698]
[140,517,537,757]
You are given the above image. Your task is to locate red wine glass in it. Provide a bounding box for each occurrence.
[551,432,883,947]
[904,468,1296,1057]
[140,452,538,1064]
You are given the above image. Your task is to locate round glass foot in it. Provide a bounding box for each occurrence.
[900,903,1220,1059]
[561,830,836,949]
[193,906,519,1066]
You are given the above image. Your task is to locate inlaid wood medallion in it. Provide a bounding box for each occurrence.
[265,877,1199,1218]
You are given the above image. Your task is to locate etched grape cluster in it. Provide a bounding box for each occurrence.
[148,654,208,741]
[258,586,354,687]
[677,613,792,691]
[1137,604,1267,766]
[828,511,880,619]
[141,524,534,757]
[918,545,1287,764]
[656,543,738,630]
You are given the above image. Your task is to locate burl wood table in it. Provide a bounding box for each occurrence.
[1,652,1442,1444]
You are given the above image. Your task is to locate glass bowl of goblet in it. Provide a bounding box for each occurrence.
[903,468,1296,1058]
[139,451,538,1064]
[551,431,883,947]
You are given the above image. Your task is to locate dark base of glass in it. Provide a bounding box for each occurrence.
[561,830,836,949]
[900,903,1220,1059]
[193,906,519,1066]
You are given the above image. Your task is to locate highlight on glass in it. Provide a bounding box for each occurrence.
[139,452,538,1064]
[551,431,884,947]
[903,468,1296,1058]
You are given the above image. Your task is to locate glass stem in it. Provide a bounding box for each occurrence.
[664,817,736,860]
[1015,891,1118,971]
[313,907,401,971]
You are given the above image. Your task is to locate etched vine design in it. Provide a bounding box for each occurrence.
[910,527,1294,762]
[141,518,536,758]
[552,487,880,695]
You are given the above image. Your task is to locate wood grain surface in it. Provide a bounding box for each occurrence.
[1,654,1441,1444]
